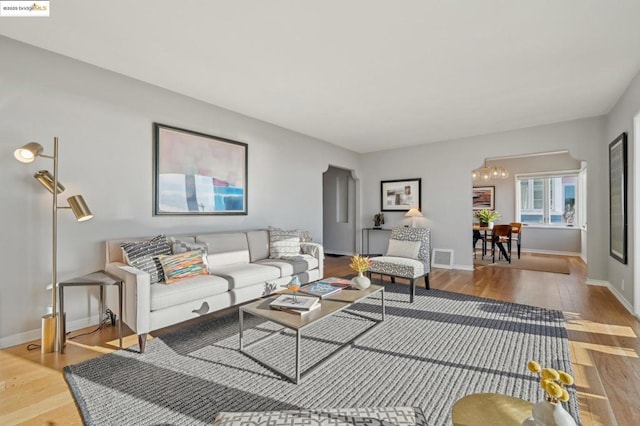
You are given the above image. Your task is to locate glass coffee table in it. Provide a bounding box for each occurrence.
[239,283,384,383]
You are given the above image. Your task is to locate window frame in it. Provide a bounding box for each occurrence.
[515,170,581,228]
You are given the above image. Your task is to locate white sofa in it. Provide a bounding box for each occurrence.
[104,230,323,352]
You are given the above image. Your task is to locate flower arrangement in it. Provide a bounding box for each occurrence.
[474,208,501,223]
[527,360,574,403]
[350,254,372,274]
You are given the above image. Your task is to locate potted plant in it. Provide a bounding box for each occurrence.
[474,209,501,228]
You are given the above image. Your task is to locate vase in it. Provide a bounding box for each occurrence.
[351,272,371,290]
[479,221,488,227]
[522,400,577,426]
[488,221,494,229]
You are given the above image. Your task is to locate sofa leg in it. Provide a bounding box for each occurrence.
[138,333,147,353]
[390,276,396,284]
[424,273,430,290]
[410,278,415,303]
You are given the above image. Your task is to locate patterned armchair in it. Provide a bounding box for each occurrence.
[366,227,431,303]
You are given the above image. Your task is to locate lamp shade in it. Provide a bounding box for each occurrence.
[14,142,44,163]
[67,195,93,221]
[33,170,65,194]
[405,208,423,218]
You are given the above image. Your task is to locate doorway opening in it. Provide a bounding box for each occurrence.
[322,166,358,256]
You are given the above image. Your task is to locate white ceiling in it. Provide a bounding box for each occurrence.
[2,1,640,153]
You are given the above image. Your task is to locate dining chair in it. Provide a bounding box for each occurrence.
[510,222,522,259]
[491,225,512,263]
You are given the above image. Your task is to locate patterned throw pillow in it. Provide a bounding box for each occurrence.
[120,235,172,284]
[169,237,209,267]
[269,229,301,258]
[157,250,208,284]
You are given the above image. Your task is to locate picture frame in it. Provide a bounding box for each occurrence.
[153,123,248,215]
[380,178,421,211]
[609,132,627,264]
[472,186,495,210]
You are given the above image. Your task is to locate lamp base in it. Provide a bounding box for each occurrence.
[41,314,57,353]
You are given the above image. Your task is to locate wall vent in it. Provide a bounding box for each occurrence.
[431,249,454,269]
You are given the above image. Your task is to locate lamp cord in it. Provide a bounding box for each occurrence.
[26,309,114,351]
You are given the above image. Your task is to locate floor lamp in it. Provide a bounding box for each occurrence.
[14,137,93,353]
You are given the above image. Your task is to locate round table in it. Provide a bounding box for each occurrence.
[452,393,533,426]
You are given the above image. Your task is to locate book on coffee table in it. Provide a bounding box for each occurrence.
[270,301,321,316]
[269,294,319,311]
[299,279,351,298]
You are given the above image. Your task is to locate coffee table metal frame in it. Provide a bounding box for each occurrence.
[239,284,385,384]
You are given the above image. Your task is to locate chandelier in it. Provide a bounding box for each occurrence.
[472,161,509,181]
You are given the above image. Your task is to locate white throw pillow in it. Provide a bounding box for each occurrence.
[386,239,421,259]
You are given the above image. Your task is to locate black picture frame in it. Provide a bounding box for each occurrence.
[153,123,248,215]
[609,132,627,264]
[380,178,422,212]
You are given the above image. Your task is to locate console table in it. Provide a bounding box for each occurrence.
[361,227,392,256]
[58,270,123,354]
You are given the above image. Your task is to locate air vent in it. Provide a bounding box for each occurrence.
[431,249,454,269]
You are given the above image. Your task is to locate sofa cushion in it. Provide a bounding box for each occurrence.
[158,250,209,284]
[196,233,250,267]
[150,274,229,311]
[211,263,280,289]
[120,235,172,284]
[254,255,319,277]
[369,256,425,279]
[269,228,301,258]
[386,239,421,259]
[213,407,427,425]
[246,230,270,262]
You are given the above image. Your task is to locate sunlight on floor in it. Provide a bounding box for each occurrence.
[566,319,637,338]
[571,341,638,359]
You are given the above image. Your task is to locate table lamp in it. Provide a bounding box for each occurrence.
[405,208,423,227]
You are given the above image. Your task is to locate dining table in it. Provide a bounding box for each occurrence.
[473,224,521,261]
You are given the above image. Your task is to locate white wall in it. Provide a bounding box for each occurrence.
[361,117,606,272]
[0,37,361,346]
[605,68,640,311]
[323,166,357,255]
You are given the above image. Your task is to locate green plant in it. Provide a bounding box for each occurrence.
[473,208,501,223]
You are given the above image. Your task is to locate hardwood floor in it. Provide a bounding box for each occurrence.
[1,253,638,425]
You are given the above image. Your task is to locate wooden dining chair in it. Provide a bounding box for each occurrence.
[491,225,512,263]
[510,222,522,259]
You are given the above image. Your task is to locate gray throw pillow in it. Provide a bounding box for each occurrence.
[121,235,172,284]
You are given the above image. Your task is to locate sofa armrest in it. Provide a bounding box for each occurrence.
[105,262,151,334]
[300,242,324,278]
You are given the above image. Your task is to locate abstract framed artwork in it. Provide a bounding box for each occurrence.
[609,132,627,264]
[153,123,248,215]
[380,178,421,212]
[472,186,495,210]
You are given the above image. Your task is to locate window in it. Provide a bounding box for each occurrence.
[516,172,579,226]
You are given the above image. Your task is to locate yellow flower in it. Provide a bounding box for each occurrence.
[560,388,570,402]
[558,371,574,386]
[540,378,552,391]
[527,360,541,373]
[546,382,564,399]
[349,255,372,273]
[541,368,560,381]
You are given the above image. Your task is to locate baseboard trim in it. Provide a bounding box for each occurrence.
[522,249,581,257]
[324,250,356,256]
[0,314,100,349]
[586,279,634,315]
[453,264,474,271]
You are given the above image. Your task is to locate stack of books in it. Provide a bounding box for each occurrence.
[299,277,351,299]
[269,294,320,316]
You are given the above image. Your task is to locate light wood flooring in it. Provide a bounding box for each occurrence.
[1,253,639,425]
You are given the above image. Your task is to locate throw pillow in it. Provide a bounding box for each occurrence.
[386,239,421,259]
[269,229,301,258]
[120,235,172,284]
[157,249,208,284]
[169,236,209,267]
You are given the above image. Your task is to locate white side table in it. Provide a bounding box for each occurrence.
[58,270,123,354]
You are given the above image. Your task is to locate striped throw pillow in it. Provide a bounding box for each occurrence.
[158,250,209,284]
[121,235,172,284]
[269,229,301,258]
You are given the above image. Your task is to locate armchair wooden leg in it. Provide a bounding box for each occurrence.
[409,278,415,303]
[424,273,430,290]
[138,333,147,353]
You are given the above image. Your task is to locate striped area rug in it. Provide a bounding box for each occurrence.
[64,284,580,425]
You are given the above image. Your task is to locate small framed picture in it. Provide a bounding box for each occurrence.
[381,178,421,212]
[472,186,495,210]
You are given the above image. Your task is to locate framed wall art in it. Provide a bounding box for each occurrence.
[472,186,495,210]
[153,123,248,215]
[380,178,421,211]
[609,132,627,264]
